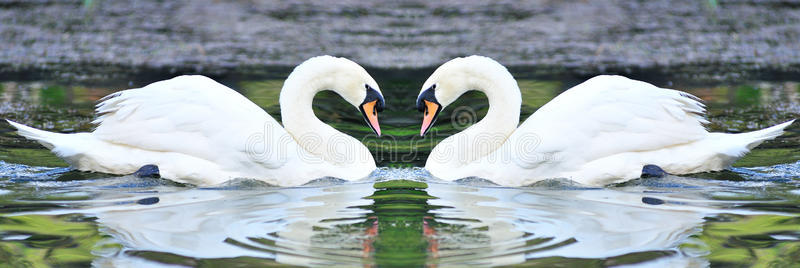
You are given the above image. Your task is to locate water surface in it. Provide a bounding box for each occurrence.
[0,76,799,266]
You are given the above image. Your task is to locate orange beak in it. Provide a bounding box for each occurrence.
[360,100,381,136]
[420,100,441,136]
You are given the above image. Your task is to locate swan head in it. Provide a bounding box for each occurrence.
[416,55,506,136]
[358,84,385,137]
[286,56,385,136]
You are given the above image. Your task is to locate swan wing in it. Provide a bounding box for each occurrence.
[92,75,290,169]
[513,75,708,165]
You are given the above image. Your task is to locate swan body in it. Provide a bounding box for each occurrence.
[418,56,794,186]
[8,56,384,186]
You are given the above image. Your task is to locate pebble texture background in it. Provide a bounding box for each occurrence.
[1,0,799,80]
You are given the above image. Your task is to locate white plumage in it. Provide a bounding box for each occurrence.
[421,56,794,186]
[8,56,381,186]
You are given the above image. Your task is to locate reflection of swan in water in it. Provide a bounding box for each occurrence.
[39,182,375,266]
[424,182,757,266]
[12,177,772,266]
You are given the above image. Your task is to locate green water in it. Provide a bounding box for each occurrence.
[0,74,799,267]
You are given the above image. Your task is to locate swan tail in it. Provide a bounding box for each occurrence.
[737,119,795,151]
[6,120,62,150]
[695,120,795,170]
[7,120,172,177]
[5,120,97,165]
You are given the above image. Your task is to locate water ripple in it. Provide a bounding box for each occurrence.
[1,161,799,266]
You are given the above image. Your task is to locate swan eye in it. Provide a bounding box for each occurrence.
[416,85,437,112]
[363,84,384,112]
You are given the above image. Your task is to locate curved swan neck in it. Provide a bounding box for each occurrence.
[475,73,521,133]
[454,64,521,144]
[279,71,330,138]
[278,62,359,160]
[427,61,522,170]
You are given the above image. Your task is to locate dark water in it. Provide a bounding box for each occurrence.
[0,75,799,267]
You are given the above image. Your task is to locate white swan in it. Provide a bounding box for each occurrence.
[417,56,794,186]
[7,56,384,186]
